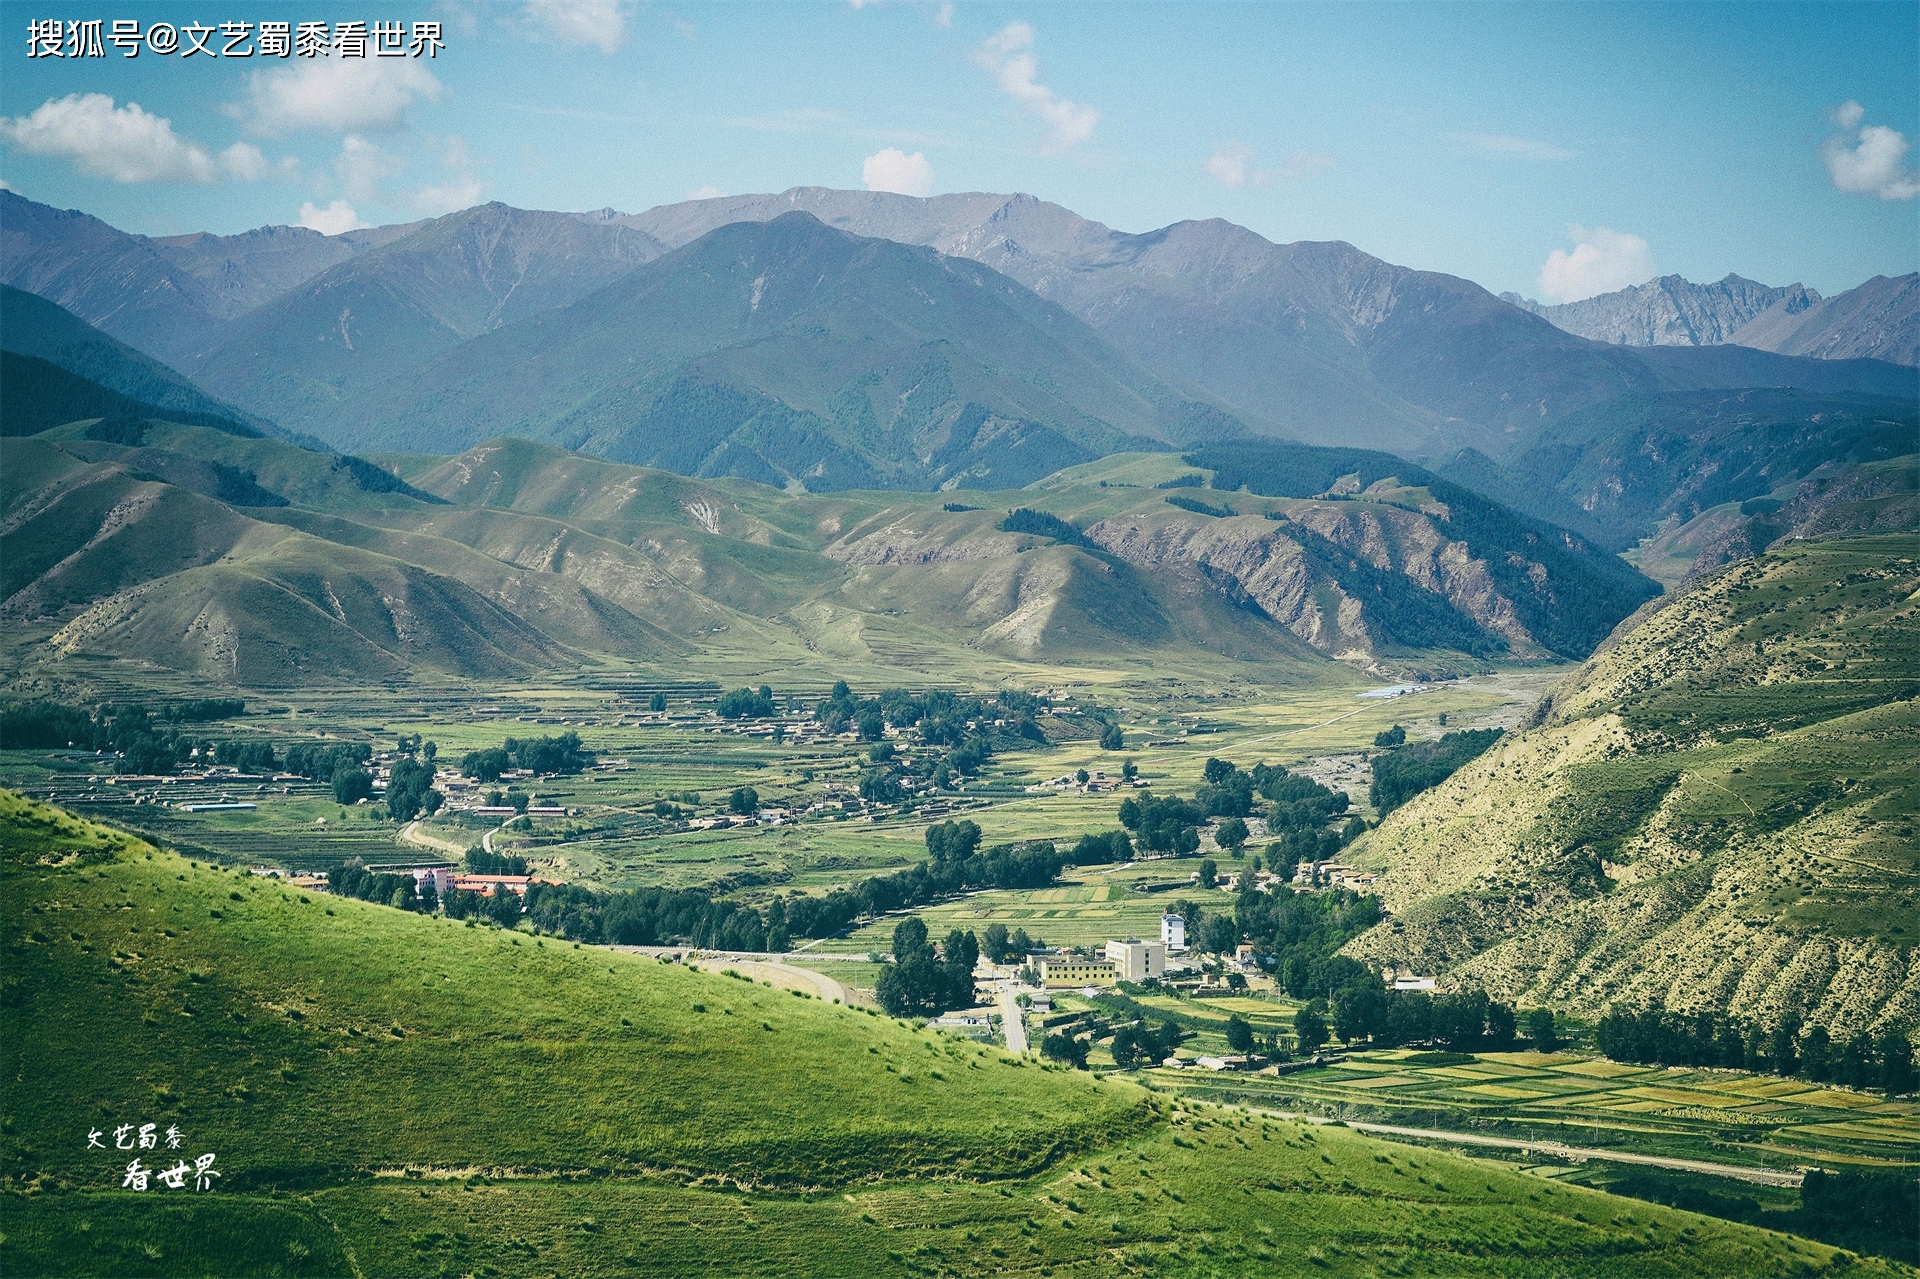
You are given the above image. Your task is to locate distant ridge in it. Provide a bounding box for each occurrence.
[1502,274,1816,348]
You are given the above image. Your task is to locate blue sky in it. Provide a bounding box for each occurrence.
[4,1,1915,301]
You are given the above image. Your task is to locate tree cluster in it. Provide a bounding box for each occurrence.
[998,507,1089,547]
[1369,728,1503,814]
[0,699,239,774]
[210,740,278,772]
[1597,1007,1915,1095]
[716,685,777,719]
[465,849,527,876]
[462,732,592,781]
[1109,1018,1184,1069]
[284,742,371,782]
[331,861,434,913]
[875,917,979,1017]
[443,883,525,928]
[1330,986,1517,1051]
[980,922,1045,964]
[1118,793,1204,854]
[385,755,443,821]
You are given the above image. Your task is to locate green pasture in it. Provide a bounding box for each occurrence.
[5,793,1892,1277]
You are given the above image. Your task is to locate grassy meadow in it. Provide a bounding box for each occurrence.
[1,794,1893,1277]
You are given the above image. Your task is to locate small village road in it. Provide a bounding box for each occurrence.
[998,984,1029,1055]
[399,820,467,856]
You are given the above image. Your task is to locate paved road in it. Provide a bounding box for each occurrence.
[998,984,1029,1055]
[1244,1108,1805,1187]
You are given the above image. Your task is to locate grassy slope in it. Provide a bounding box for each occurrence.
[2,796,1887,1278]
[1347,534,1920,1040]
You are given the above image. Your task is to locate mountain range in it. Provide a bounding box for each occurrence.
[1508,271,1920,366]
[0,342,1664,688]
[5,187,1913,480]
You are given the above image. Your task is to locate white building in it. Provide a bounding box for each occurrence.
[1160,911,1187,952]
[1104,938,1167,982]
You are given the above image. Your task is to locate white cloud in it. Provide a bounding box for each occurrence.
[521,0,628,53]
[295,199,369,236]
[862,148,934,197]
[687,184,724,200]
[0,177,11,190]
[335,135,403,202]
[1204,141,1331,188]
[218,142,271,182]
[230,59,443,136]
[407,135,483,214]
[935,2,954,27]
[1455,132,1574,161]
[1822,102,1919,201]
[973,21,1097,153]
[1,94,224,184]
[1537,225,1655,303]
[1204,141,1257,189]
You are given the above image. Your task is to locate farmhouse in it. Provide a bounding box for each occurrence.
[1160,911,1187,952]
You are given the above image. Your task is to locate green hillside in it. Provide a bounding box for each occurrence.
[0,794,1886,1277]
[316,214,1212,488]
[2,422,1667,690]
[1346,534,1920,1043]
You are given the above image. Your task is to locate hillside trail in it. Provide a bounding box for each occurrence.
[607,946,857,1005]
[400,820,467,856]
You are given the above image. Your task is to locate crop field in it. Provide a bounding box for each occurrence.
[0,794,1888,1279]
[1,670,1548,906]
[1152,1047,1920,1174]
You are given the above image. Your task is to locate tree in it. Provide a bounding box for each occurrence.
[333,768,372,804]
[1099,722,1124,751]
[926,819,982,862]
[1198,858,1218,889]
[1527,1008,1559,1052]
[1110,1025,1141,1069]
[1225,1015,1255,1055]
[1121,758,1137,782]
[856,711,884,742]
[983,922,1011,963]
[728,786,759,815]
[1215,818,1248,853]
[1294,1005,1329,1053]
[1203,757,1237,785]
[1041,1032,1089,1069]
[649,692,668,712]
[1373,724,1406,748]
[1880,1031,1916,1096]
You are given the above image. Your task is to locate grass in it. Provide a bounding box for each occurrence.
[2,793,1893,1277]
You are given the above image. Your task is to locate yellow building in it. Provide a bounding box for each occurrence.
[1039,958,1117,987]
